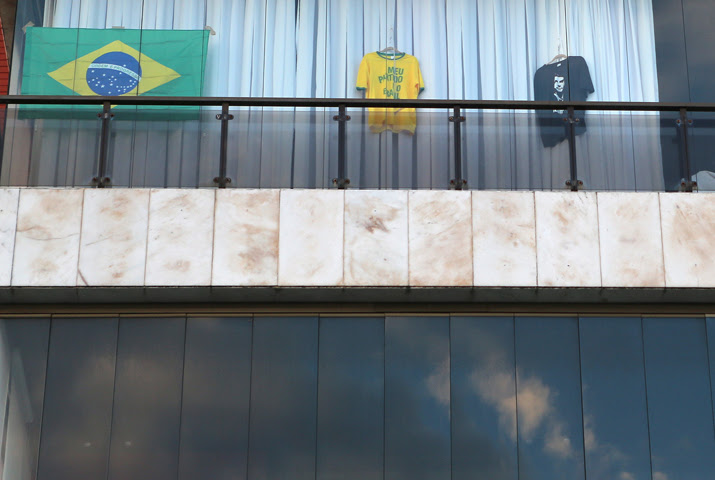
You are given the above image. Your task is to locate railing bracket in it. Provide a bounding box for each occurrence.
[679,180,697,192]
[565,179,584,191]
[213,176,232,187]
[332,178,351,189]
[91,176,111,188]
[449,179,467,190]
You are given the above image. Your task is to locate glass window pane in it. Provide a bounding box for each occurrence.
[683,0,715,102]
[248,317,318,480]
[709,317,715,429]
[450,316,517,480]
[579,317,650,480]
[515,316,585,480]
[37,318,118,480]
[108,317,186,480]
[179,317,252,480]
[0,318,50,480]
[385,316,450,480]
[643,317,715,479]
[317,317,384,480]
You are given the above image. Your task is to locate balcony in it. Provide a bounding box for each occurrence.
[1,96,714,192]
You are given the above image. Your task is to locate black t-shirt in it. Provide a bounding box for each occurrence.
[533,56,595,148]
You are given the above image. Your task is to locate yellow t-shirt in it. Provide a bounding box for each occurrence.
[356,51,425,134]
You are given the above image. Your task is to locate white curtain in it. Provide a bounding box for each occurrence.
[5,0,662,189]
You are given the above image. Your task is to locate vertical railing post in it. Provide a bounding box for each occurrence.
[214,102,234,188]
[449,106,466,190]
[677,108,696,192]
[332,105,351,189]
[565,106,582,191]
[93,101,113,188]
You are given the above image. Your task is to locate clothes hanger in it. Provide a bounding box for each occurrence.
[548,36,567,64]
[379,46,403,54]
[379,27,403,54]
[548,53,568,64]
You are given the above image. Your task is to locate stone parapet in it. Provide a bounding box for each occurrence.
[1,188,713,293]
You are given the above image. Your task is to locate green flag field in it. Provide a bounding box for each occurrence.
[20,27,210,118]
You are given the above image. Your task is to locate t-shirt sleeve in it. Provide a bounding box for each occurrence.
[417,60,425,94]
[356,55,369,91]
[575,56,595,96]
[533,66,544,101]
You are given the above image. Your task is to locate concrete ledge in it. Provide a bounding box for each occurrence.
[1,286,715,306]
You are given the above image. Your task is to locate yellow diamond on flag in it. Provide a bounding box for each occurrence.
[48,40,180,96]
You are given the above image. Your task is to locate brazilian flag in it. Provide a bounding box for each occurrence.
[21,27,210,118]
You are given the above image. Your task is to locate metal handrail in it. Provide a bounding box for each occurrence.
[3,94,715,112]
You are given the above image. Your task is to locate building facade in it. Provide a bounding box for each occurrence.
[1,1,715,480]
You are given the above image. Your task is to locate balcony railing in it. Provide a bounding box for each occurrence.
[0,95,713,192]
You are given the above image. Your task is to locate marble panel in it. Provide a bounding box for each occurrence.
[278,190,344,286]
[344,190,408,286]
[598,192,665,287]
[661,193,715,287]
[409,191,472,286]
[77,189,150,286]
[473,191,537,287]
[145,189,215,286]
[12,189,83,286]
[535,192,601,287]
[0,189,20,286]
[213,190,279,286]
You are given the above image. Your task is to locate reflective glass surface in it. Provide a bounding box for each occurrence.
[515,317,585,480]
[450,316,517,480]
[317,317,384,480]
[108,317,185,480]
[385,316,450,480]
[0,106,102,187]
[237,107,332,189]
[463,110,570,191]
[37,318,118,480]
[179,317,252,480]
[682,0,715,103]
[0,318,50,480]
[579,317,650,480]
[643,317,715,479]
[108,107,215,188]
[575,111,636,191]
[248,317,319,480]
[1,315,714,479]
[709,317,715,427]
[345,109,451,190]
[686,112,715,192]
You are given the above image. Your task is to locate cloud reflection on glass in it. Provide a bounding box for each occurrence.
[643,317,715,479]
[385,316,451,480]
[451,316,517,480]
[515,316,585,480]
[579,317,651,480]
[1,315,715,480]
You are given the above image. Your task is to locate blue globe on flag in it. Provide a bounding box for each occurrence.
[86,52,142,96]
